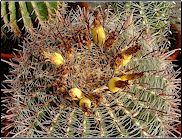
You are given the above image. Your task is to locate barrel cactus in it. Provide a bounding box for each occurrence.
[1,2,181,138]
[1,1,64,37]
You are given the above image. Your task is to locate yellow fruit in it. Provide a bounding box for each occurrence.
[108,77,122,93]
[53,52,65,65]
[79,97,91,108]
[43,51,64,66]
[92,25,106,46]
[69,88,83,100]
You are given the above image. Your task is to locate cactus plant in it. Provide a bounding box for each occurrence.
[1,2,181,138]
[1,1,64,37]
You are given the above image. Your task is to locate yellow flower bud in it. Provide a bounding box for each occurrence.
[92,25,106,46]
[43,51,64,66]
[114,47,133,72]
[116,44,141,69]
[53,52,65,65]
[122,54,132,67]
[79,97,91,108]
[114,54,132,73]
[108,77,122,93]
[69,88,83,100]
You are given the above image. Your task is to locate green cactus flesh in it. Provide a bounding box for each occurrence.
[1,2,181,138]
[1,1,61,37]
[31,2,48,23]
[9,1,22,37]
[1,2,10,29]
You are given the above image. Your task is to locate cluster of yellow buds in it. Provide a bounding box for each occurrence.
[68,88,91,116]
[91,9,136,73]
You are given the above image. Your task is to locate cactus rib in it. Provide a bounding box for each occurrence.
[9,2,21,37]
[19,2,34,33]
